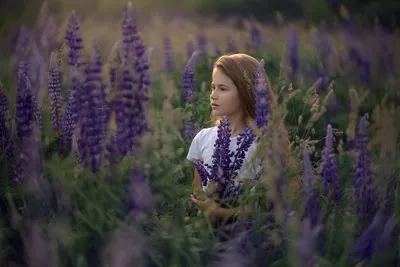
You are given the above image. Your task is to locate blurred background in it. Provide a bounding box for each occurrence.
[1,0,400,54]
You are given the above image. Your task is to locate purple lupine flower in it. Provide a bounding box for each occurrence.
[250,25,262,51]
[374,216,397,254]
[0,85,13,167]
[163,36,175,74]
[117,2,151,155]
[295,217,323,267]
[197,32,208,56]
[253,59,270,130]
[107,41,121,90]
[321,124,340,201]
[48,52,63,134]
[182,50,200,104]
[186,39,195,60]
[214,43,222,57]
[207,116,232,188]
[314,29,332,70]
[193,117,257,198]
[288,27,298,84]
[65,10,83,67]
[183,120,201,143]
[192,158,211,186]
[132,45,151,139]
[302,147,320,227]
[354,115,375,217]
[229,126,256,178]
[348,212,384,262]
[77,42,107,172]
[60,66,80,156]
[227,36,238,54]
[15,62,35,141]
[129,169,154,217]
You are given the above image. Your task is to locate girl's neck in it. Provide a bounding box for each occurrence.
[226,113,247,137]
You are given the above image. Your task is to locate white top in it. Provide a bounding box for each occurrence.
[186,126,262,193]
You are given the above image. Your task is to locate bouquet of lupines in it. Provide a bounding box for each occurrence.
[193,116,257,201]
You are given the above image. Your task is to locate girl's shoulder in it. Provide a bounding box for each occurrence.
[193,126,218,141]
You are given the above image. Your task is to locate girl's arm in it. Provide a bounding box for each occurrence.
[190,194,251,219]
[211,205,251,219]
[192,169,207,199]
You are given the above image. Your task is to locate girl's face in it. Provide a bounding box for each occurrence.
[210,67,243,118]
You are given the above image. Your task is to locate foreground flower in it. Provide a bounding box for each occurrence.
[302,147,320,226]
[194,116,256,198]
[48,52,63,134]
[354,115,375,218]
[321,124,340,201]
[253,59,271,130]
[182,50,200,104]
[295,217,322,267]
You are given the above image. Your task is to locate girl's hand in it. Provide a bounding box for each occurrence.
[190,194,220,219]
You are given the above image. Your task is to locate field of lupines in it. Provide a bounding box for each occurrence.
[0,1,400,266]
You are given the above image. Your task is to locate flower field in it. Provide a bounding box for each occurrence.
[0,2,399,267]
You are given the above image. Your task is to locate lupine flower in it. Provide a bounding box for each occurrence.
[118,2,151,155]
[0,84,13,167]
[207,116,233,187]
[250,25,262,51]
[163,35,175,74]
[314,29,332,70]
[348,212,384,262]
[48,52,63,134]
[182,50,200,104]
[321,124,340,201]
[374,216,397,254]
[197,32,207,56]
[77,43,107,172]
[354,116,375,217]
[227,36,238,54]
[183,119,200,143]
[107,41,121,90]
[129,169,154,217]
[288,27,298,84]
[65,10,83,67]
[253,59,270,130]
[302,147,320,227]
[214,43,222,57]
[15,62,36,141]
[295,217,322,267]
[60,66,80,156]
[194,116,256,198]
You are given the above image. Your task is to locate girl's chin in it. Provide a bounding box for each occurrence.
[212,110,223,116]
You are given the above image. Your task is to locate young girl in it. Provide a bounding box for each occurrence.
[187,53,292,221]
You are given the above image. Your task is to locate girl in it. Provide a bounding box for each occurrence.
[187,53,293,221]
